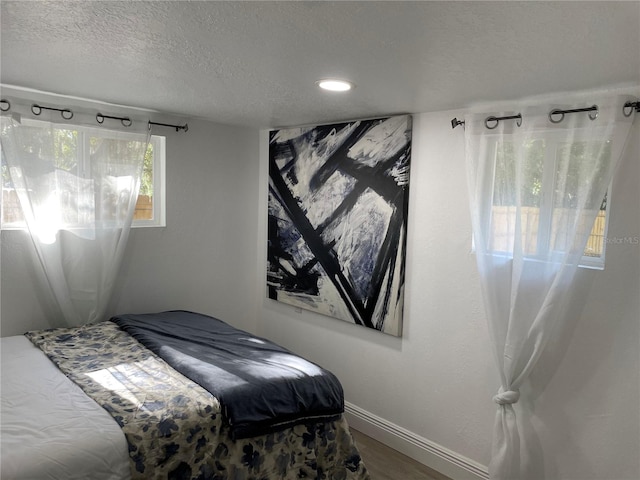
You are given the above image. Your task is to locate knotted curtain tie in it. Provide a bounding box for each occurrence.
[493,388,520,405]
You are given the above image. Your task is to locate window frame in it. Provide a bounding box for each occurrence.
[132,134,166,228]
[1,121,166,230]
[484,131,611,270]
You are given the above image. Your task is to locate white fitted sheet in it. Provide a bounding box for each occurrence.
[1,335,130,480]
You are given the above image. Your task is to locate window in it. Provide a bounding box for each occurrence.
[1,121,165,229]
[133,135,166,227]
[489,134,610,268]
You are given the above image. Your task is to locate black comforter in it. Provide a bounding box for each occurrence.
[111,310,344,439]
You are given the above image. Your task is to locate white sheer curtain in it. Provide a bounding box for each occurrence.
[463,94,636,479]
[1,98,150,326]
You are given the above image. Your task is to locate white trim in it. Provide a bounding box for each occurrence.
[344,401,489,480]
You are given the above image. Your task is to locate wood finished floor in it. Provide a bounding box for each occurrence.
[351,429,452,480]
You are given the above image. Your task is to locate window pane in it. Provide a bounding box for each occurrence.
[2,127,81,226]
[551,141,610,257]
[2,155,22,223]
[135,142,154,220]
[53,128,79,172]
[491,140,544,255]
[489,137,609,262]
[2,124,162,228]
[51,129,86,226]
[584,205,606,257]
[90,137,149,223]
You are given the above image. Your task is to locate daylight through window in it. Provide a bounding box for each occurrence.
[1,122,165,229]
[489,135,610,267]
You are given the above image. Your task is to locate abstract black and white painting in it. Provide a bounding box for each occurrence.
[267,115,411,336]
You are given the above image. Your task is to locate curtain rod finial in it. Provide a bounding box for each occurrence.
[451,117,465,129]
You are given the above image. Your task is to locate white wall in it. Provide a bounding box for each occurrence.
[523,117,640,480]
[1,229,59,335]
[256,113,497,475]
[1,117,261,336]
[256,110,640,479]
[111,119,261,334]
[2,107,638,480]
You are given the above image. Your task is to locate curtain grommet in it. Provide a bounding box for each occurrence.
[622,102,636,117]
[484,114,522,130]
[485,116,500,130]
[31,104,73,120]
[549,109,565,124]
[97,112,132,127]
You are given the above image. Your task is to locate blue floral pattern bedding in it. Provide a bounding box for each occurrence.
[26,322,369,480]
[111,311,345,440]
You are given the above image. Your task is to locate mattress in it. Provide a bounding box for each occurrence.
[0,335,130,480]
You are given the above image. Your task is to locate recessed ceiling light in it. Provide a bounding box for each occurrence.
[317,79,354,92]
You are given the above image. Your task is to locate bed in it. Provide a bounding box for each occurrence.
[0,310,369,480]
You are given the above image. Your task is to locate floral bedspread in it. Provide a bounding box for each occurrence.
[26,322,369,480]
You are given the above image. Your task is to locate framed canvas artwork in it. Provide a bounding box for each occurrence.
[267,115,411,336]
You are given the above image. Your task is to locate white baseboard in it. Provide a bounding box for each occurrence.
[344,401,489,480]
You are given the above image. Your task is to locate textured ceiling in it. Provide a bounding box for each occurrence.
[1,1,639,128]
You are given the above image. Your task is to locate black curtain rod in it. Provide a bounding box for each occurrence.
[149,120,189,132]
[32,103,74,119]
[451,100,640,129]
[623,101,640,116]
[0,99,188,132]
[549,105,598,124]
[486,113,522,130]
[98,114,189,132]
[97,112,132,127]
